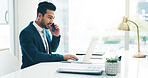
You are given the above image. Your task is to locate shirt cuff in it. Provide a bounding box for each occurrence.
[53,35,61,38]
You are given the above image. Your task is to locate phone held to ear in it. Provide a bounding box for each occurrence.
[51,23,56,31]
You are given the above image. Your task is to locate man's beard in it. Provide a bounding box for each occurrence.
[41,19,47,29]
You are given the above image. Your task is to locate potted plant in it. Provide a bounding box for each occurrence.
[105,58,119,76]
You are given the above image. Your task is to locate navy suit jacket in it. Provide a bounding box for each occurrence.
[19,21,63,69]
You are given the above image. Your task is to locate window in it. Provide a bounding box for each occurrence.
[0,0,8,24]
[52,0,148,55]
[129,0,148,54]
[69,0,125,53]
[0,0,10,50]
[53,0,69,53]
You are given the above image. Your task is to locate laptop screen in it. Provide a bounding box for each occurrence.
[83,40,98,62]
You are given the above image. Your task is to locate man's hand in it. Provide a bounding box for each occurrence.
[49,23,60,37]
[63,54,78,61]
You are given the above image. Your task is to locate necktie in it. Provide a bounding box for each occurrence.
[41,30,49,54]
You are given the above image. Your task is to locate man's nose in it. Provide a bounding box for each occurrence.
[50,19,54,23]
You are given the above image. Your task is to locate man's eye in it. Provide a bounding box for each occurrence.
[48,17,52,19]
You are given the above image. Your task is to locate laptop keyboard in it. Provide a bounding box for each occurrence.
[57,66,104,75]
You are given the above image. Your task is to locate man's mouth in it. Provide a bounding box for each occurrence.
[47,23,52,26]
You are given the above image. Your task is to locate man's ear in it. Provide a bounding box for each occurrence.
[38,13,42,20]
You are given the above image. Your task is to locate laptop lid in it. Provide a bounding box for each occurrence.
[61,40,98,63]
[83,40,98,62]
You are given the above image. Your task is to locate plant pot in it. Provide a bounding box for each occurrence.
[105,61,118,76]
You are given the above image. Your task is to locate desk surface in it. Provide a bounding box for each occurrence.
[0,52,148,78]
[0,62,121,78]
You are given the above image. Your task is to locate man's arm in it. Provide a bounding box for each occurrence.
[46,32,60,52]
[47,23,60,52]
[19,30,63,63]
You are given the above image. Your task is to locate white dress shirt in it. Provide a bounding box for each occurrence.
[33,21,49,53]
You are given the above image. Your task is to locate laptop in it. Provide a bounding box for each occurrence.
[61,40,98,64]
[58,41,104,75]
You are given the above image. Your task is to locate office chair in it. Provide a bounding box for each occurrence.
[0,50,20,76]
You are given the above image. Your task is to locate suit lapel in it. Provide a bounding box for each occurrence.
[30,23,45,50]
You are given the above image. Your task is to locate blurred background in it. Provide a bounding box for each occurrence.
[0,0,148,62]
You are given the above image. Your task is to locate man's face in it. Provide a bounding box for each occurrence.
[40,9,55,29]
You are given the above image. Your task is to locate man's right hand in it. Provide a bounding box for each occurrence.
[63,54,78,61]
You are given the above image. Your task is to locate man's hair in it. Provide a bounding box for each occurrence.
[37,1,56,17]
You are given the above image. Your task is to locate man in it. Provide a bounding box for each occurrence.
[19,1,78,69]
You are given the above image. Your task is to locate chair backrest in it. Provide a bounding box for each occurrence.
[0,50,20,76]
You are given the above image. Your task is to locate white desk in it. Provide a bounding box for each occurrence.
[120,51,148,78]
[0,52,148,78]
[0,62,121,78]
[125,56,148,78]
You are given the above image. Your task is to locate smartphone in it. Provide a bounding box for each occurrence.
[51,23,56,31]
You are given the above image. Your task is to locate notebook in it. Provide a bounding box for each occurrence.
[76,51,105,59]
[61,40,98,64]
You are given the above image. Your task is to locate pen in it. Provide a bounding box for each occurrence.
[76,54,85,55]
[76,53,103,56]
[118,56,122,61]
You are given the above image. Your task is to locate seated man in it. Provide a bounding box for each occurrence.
[19,1,78,69]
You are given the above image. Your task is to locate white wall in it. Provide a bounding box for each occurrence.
[16,0,38,33]
[13,0,38,61]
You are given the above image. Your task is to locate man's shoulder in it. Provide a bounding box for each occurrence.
[20,21,36,36]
